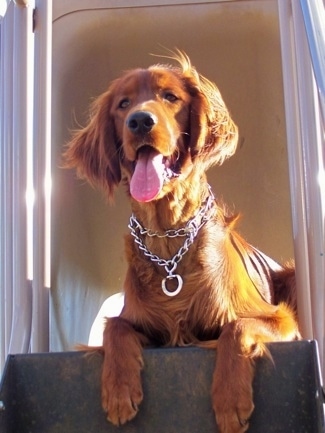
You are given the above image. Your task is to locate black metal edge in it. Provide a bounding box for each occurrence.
[0,354,15,433]
[1,341,324,433]
[310,340,325,433]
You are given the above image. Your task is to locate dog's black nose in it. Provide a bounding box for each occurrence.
[127,111,157,134]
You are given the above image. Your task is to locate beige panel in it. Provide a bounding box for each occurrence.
[51,0,293,350]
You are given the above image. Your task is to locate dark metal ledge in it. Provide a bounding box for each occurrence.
[0,341,324,433]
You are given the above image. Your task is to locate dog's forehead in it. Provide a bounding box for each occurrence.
[148,66,185,89]
[114,67,185,94]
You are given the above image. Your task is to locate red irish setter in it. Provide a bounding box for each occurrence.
[64,51,299,433]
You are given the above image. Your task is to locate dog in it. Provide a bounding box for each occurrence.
[64,50,300,433]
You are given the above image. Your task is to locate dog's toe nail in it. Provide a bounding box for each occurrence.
[239,418,249,427]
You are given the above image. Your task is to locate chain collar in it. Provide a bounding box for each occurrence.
[128,186,215,297]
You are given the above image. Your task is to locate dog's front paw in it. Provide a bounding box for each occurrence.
[212,357,254,433]
[212,391,254,433]
[101,367,143,426]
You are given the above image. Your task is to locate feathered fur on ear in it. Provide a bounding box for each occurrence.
[172,51,238,169]
[63,90,121,199]
[189,76,238,168]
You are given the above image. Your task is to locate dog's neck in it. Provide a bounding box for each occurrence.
[129,176,212,232]
[129,185,215,237]
[128,182,216,297]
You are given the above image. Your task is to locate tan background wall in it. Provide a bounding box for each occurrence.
[51,0,293,350]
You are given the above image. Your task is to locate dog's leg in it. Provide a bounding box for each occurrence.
[212,305,299,433]
[212,321,255,433]
[101,316,147,425]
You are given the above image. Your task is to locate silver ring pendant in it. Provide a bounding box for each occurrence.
[161,274,183,297]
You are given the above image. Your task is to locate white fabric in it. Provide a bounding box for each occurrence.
[88,293,124,346]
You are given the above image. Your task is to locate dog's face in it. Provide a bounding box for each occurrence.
[64,52,238,202]
[109,67,193,202]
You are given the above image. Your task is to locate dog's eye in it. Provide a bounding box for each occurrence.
[118,98,130,109]
[163,93,178,103]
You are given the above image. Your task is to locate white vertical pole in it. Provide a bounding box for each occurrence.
[7,1,35,354]
[278,0,313,340]
[299,0,325,122]
[30,0,52,352]
[0,0,52,365]
[278,0,325,376]
[0,1,15,372]
[296,0,325,373]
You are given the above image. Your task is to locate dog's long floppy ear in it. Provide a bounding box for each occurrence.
[175,52,238,169]
[63,89,121,199]
[189,75,238,168]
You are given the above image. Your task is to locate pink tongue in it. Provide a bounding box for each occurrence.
[130,149,165,202]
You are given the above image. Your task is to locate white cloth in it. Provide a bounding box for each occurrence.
[88,292,124,346]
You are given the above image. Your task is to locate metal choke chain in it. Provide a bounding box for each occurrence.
[128,187,215,296]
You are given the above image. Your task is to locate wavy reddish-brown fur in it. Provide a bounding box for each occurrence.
[64,50,299,433]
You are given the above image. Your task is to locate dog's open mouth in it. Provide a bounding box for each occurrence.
[130,146,179,202]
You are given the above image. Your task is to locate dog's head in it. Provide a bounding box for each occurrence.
[64,51,238,202]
